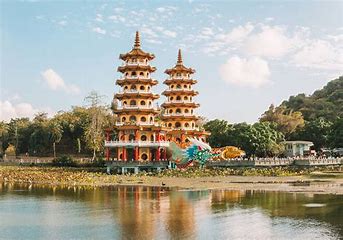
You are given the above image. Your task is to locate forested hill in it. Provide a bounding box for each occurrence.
[281,76,343,121]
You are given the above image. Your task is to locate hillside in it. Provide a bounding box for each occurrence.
[281,76,343,121]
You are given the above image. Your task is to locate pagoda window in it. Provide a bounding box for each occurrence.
[147,86,150,90]
[131,85,137,90]
[150,117,153,122]
[129,116,136,122]
[185,138,190,142]
[119,153,123,160]
[176,84,181,89]
[176,109,181,114]
[176,96,181,101]
[129,134,135,141]
[131,71,137,77]
[169,109,173,113]
[176,137,181,143]
[168,123,172,127]
[177,73,181,77]
[140,100,146,105]
[190,97,192,101]
[140,86,145,90]
[139,72,144,77]
[189,85,191,89]
[191,109,193,114]
[120,135,125,141]
[125,73,128,76]
[175,122,181,128]
[140,135,147,141]
[192,123,195,127]
[185,109,189,113]
[148,101,152,106]
[185,123,190,127]
[132,58,137,62]
[141,153,148,160]
[130,100,136,106]
[140,116,147,122]
[123,101,127,105]
[122,117,126,122]
[184,85,187,88]
[170,97,174,101]
[171,85,174,89]
[150,135,154,141]
[184,96,188,100]
[124,86,128,90]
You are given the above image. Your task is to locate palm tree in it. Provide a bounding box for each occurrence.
[48,120,63,158]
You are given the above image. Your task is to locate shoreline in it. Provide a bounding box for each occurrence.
[0,166,342,195]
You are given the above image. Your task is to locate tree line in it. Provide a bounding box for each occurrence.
[204,76,343,156]
[0,92,114,159]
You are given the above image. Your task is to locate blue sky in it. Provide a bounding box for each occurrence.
[1,0,343,123]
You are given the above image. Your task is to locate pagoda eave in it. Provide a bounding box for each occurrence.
[161,90,199,96]
[116,79,158,86]
[161,115,200,120]
[163,79,197,85]
[117,65,156,73]
[114,93,159,100]
[113,108,160,114]
[164,67,195,74]
[161,102,200,108]
[119,49,155,61]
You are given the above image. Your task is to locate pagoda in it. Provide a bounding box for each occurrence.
[105,31,169,161]
[161,49,210,146]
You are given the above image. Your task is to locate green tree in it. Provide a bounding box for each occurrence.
[203,119,231,147]
[260,104,304,138]
[47,120,63,158]
[328,118,343,148]
[0,121,9,157]
[290,118,332,150]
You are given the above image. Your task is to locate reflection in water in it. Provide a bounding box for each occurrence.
[0,183,342,240]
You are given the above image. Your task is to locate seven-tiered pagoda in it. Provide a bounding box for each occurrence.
[107,31,169,161]
[161,49,210,147]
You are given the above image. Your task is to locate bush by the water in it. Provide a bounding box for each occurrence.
[149,166,341,178]
[52,156,77,167]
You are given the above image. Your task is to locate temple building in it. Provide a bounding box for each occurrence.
[161,49,210,147]
[106,31,169,161]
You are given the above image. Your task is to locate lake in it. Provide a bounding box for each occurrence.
[0,183,342,240]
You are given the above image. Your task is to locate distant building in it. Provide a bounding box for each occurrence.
[282,141,314,157]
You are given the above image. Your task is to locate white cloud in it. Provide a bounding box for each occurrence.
[0,100,54,122]
[58,20,67,26]
[292,39,343,70]
[95,14,104,22]
[163,30,177,38]
[244,25,294,58]
[92,27,106,35]
[219,56,271,88]
[41,69,80,94]
[265,17,274,22]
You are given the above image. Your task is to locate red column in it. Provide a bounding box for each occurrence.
[123,147,127,161]
[156,147,160,161]
[134,147,139,161]
[163,147,167,160]
[156,132,160,142]
[105,131,110,161]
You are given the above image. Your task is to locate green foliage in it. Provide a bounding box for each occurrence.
[260,104,304,137]
[52,156,77,167]
[328,118,343,148]
[204,120,285,157]
[281,76,343,122]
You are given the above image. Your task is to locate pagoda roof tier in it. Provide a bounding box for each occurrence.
[114,92,159,100]
[116,78,158,86]
[119,31,155,61]
[164,49,195,74]
[117,64,156,73]
[163,78,197,85]
[167,129,211,136]
[114,122,169,131]
[161,89,199,96]
[161,114,200,121]
[113,107,160,114]
[161,102,200,108]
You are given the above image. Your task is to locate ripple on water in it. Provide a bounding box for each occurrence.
[303,203,327,207]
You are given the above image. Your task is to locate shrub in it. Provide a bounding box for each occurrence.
[52,156,77,167]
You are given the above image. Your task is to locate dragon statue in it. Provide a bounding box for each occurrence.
[168,138,219,168]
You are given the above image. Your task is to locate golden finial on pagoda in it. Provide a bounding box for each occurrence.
[177,49,183,65]
[134,31,140,49]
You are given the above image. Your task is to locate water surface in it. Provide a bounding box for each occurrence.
[0,183,342,240]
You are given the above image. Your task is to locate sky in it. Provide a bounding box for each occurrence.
[1,0,343,123]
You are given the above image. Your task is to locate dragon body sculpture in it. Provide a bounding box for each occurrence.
[169,138,219,168]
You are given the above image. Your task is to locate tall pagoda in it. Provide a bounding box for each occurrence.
[161,49,210,146]
[106,31,169,161]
